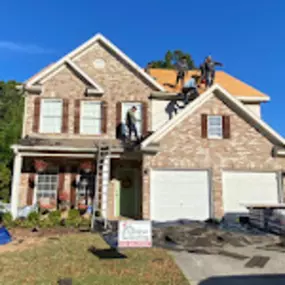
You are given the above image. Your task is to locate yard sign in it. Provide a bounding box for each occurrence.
[118,220,152,248]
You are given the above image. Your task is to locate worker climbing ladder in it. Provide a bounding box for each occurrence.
[91,142,111,231]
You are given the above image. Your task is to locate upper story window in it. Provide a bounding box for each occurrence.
[121,102,143,137]
[80,101,102,135]
[40,99,63,133]
[207,115,223,139]
[201,114,230,139]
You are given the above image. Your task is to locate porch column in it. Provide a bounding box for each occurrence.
[11,152,23,219]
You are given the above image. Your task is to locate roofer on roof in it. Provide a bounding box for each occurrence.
[200,56,223,88]
[175,56,188,88]
[182,74,200,105]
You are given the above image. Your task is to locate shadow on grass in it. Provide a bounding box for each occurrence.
[58,278,72,285]
[88,246,127,259]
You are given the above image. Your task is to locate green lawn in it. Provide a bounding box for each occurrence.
[0,233,188,285]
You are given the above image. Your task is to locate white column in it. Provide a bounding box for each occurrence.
[11,152,23,219]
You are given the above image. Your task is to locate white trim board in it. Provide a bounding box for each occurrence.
[26,34,164,92]
[65,59,104,93]
[141,84,285,148]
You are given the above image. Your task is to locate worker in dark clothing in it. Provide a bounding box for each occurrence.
[175,56,188,88]
[201,56,223,88]
[182,75,200,105]
[126,106,139,142]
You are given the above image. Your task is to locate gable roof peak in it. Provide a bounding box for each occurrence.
[25,33,165,91]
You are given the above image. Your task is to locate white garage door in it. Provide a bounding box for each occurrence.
[151,169,210,222]
[222,171,280,216]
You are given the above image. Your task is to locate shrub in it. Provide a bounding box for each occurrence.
[66,209,81,228]
[39,218,54,228]
[48,210,61,226]
[2,212,13,227]
[27,211,40,225]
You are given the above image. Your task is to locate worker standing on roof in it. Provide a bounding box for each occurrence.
[201,56,223,88]
[182,75,200,105]
[175,56,188,88]
[126,106,140,143]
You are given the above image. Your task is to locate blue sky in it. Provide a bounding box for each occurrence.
[1,0,285,136]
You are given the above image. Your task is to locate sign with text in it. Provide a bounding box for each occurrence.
[118,220,152,248]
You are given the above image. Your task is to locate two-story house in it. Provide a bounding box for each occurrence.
[10,33,285,222]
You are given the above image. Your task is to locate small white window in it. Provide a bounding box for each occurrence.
[36,173,58,201]
[40,99,63,133]
[207,115,223,139]
[80,101,102,135]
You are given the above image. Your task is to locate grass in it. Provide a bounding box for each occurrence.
[0,233,189,285]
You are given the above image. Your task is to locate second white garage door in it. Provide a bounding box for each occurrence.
[222,171,280,216]
[151,169,211,222]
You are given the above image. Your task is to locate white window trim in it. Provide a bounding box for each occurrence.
[34,170,59,206]
[39,98,63,134]
[207,115,223,139]
[80,101,102,135]
[122,102,143,136]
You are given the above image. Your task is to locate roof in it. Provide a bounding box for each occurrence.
[17,137,121,149]
[25,33,165,92]
[148,68,269,101]
[141,84,285,149]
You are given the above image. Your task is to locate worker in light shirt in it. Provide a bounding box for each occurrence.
[182,75,200,105]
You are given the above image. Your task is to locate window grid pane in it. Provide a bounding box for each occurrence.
[37,174,58,200]
[80,101,102,134]
[207,115,223,138]
[40,99,62,133]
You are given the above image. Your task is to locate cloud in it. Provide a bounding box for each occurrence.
[0,41,54,54]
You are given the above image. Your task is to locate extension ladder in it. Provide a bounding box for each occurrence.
[91,142,111,230]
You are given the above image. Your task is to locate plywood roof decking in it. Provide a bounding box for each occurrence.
[149,68,268,99]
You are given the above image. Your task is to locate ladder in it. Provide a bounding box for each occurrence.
[91,142,111,230]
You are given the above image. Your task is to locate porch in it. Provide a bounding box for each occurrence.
[10,140,143,221]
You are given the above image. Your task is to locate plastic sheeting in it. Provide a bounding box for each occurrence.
[0,227,12,245]
[0,203,38,218]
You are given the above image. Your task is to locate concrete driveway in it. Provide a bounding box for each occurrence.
[171,244,285,285]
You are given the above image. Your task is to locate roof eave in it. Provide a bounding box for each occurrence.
[237,96,270,103]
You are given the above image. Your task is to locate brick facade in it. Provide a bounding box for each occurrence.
[143,94,285,219]
[23,42,154,139]
[17,37,285,221]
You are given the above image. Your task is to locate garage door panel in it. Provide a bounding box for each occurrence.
[151,170,210,221]
[223,171,279,215]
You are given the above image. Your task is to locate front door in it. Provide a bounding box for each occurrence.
[116,168,139,218]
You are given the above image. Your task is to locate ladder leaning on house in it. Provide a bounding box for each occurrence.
[91,142,111,231]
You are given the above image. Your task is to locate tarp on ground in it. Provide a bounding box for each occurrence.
[0,227,12,245]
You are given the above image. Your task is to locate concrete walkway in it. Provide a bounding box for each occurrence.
[171,245,285,285]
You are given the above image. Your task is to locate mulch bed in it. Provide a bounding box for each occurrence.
[9,227,82,239]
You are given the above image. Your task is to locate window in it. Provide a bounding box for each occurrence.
[80,101,102,134]
[40,99,63,133]
[36,173,58,200]
[207,115,223,139]
[121,102,142,137]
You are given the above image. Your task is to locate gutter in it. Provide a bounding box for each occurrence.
[11,144,126,154]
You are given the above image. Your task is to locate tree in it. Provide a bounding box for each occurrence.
[149,50,196,70]
[0,81,24,202]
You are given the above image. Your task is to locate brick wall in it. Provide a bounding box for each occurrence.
[23,42,155,138]
[143,94,285,219]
